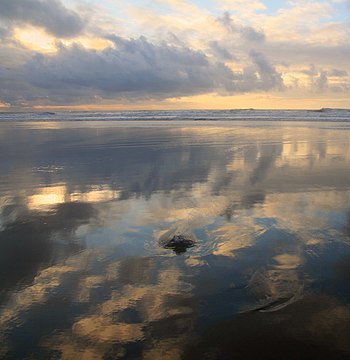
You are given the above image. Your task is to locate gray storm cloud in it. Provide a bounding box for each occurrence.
[22,36,234,98]
[250,50,284,90]
[315,70,328,91]
[301,65,349,92]
[330,69,348,77]
[0,36,286,106]
[0,26,8,39]
[209,41,235,61]
[217,12,266,42]
[0,0,85,38]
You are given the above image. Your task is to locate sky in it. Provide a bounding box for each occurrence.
[0,0,349,110]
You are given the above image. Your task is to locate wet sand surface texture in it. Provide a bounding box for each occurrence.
[1,120,350,359]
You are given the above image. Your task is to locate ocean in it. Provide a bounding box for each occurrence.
[1,110,350,359]
[0,108,350,122]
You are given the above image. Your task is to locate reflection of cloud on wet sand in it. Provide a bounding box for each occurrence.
[1,123,350,358]
[0,249,96,330]
[258,191,350,245]
[2,124,350,206]
[211,222,265,257]
[73,317,144,343]
[208,189,350,262]
[0,247,196,359]
[0,201,97,293]
[62,259,195,358]
[27,184,120,210]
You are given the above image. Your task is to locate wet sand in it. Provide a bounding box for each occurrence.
[1,120,350,359]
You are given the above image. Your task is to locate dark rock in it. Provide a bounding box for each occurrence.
[160,234,196,255]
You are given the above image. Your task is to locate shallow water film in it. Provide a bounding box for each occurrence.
[1,120,350,359]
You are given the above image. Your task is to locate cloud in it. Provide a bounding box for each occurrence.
[0,0,85,38]
[208,40,235,60]
[264,42,350,69]
[217,12,265,42]
[0,35,287,106]
[315,70,328,91]
[0,26,9,39]
[217,0,266,15]
[241,26,266,42]
[302,64,318,76]
[330,69,348,77]
[249,50,284,90]
[20,37,234,101]
[300,66,348,92]
[0,0,349,108]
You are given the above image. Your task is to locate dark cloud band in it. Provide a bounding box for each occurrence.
[0,0,85,38]
[0,36,283,106]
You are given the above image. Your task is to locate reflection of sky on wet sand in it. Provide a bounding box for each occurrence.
[1,121,350,359]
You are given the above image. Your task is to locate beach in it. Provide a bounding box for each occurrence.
[1,114,350,359]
